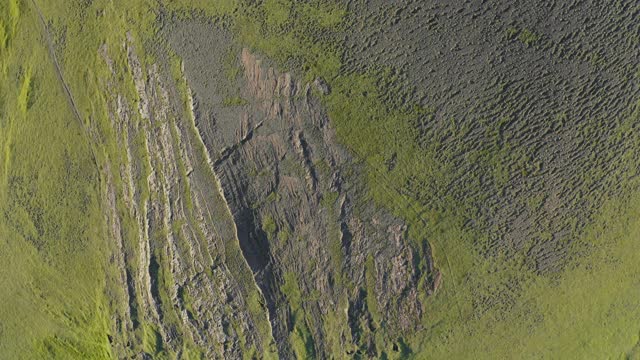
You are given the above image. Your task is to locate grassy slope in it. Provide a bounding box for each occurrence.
[418,188,640,358]
[0,0,111,358]
[1,0,638,358]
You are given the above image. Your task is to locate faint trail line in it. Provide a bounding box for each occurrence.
[30,0,84,128]
[30,0,99,165]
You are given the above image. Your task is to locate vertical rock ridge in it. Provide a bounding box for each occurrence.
[96,19,434,358]
[185,46,435,357]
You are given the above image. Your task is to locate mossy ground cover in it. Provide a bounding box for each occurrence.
[0,1,112,357]
[417,187,640,359]
[2,0,639,358]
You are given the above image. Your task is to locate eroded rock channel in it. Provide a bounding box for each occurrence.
[97,18,435,359]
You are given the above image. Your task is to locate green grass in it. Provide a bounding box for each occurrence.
[0,1,113,357]
[222,96,248,107]
[505,27,540,46]
[281,272,316,359]
[233,0,344,82]
[414,187,640,358]
[263,0,292,28]
[518,28,540,46]
[320,191,339,209]
[17,66,32,113]
[262,214,277,240]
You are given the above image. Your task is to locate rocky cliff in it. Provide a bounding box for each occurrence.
[96,19,434,358]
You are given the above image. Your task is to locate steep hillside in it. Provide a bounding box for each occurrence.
[0,0,639,359]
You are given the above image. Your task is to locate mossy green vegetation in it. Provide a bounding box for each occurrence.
[282,272,316,359]
[518,28,540,46]
[142,323,164,357]
[233,0,345,82]
[0,1,112,357]
[416,187,640,358]
[506,26,540,46]
[222,95,249,107]
[262,214,277,240]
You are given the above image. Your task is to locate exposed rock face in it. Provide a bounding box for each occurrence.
[97,21,434,359]
[101,35,274,358]
[200,48,434,357]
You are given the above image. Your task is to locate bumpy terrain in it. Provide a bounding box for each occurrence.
[0,0,639,359]
[346,0,640,272]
